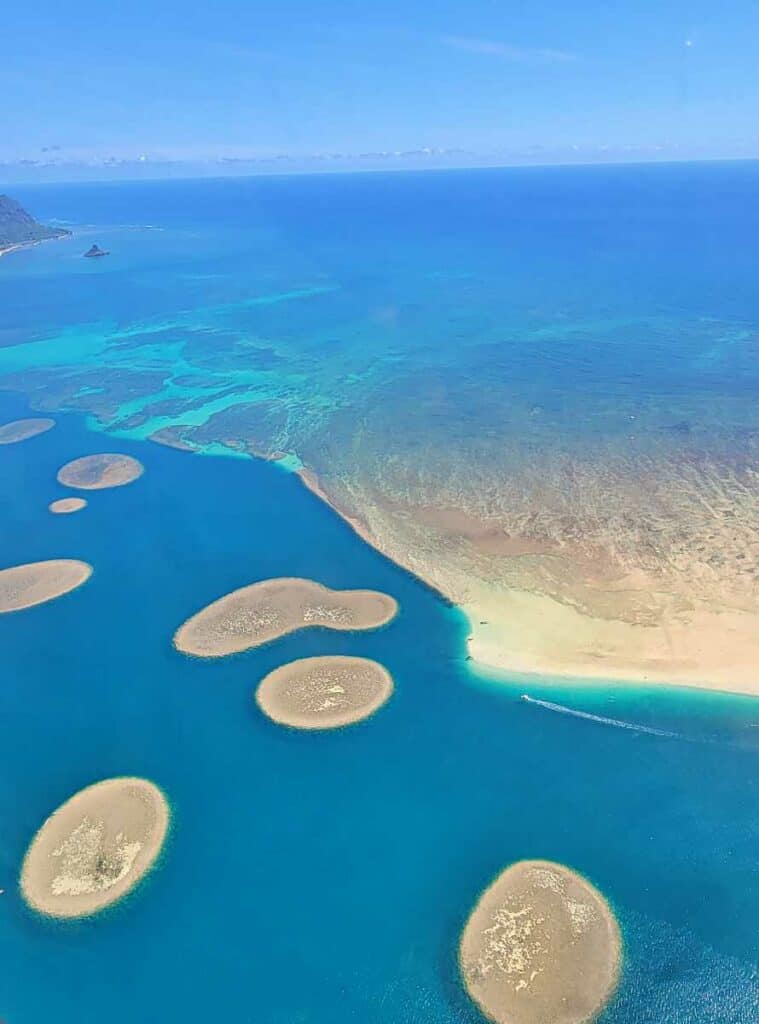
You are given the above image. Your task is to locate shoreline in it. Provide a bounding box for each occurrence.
[0,233,71,259]
[295,467,759,697]
[0,241,37,258]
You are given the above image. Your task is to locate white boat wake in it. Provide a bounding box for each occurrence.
[520,694,680,739]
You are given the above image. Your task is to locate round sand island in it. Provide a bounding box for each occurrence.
[57,453,144,490]
[174,577,398,658]
[20,777,170,919]
[0,417,55,445]
[0,559,92,613]
[49,497,88,515]
[459,860,621,1024]
[256,655,394,729]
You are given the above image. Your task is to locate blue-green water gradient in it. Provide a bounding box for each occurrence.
[0,393,757,1022]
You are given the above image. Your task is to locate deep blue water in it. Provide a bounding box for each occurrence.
[0,166,758,1021]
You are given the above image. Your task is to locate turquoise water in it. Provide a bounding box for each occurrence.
[1,167,758,1020]
[2,166,758,635]
[1,400,758,1021]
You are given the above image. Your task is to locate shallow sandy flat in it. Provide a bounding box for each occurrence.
[0,417,55,444]
[174,577,398,658]
[20,777,170,919]
[57,453,144,490]
[256,655,394,729]
[460,860,621,1024]
[49,497,88,515]
[464,584,759,695]
[0,559,92,612]
[294,467,759,696]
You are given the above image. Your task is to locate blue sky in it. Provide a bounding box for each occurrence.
[3,0,759,176]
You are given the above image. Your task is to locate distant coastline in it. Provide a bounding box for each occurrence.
[0,194,71,257]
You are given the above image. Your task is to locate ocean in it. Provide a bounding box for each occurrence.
[1,165,758,1021]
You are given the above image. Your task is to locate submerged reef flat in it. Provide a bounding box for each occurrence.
[0,417,55,444]
[174,578,397,657]
[1,243,757,693]
[459,860,621,1024]
[0,559,92,612]
[20,777,169,919]
[256,655,394,729]
[301,431,759,694]
[57,453,144,490]
[49,497,87,514]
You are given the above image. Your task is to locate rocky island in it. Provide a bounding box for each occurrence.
[83,244,109,258]
[0,195,70,256]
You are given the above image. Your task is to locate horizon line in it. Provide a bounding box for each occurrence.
[4,154,759,190]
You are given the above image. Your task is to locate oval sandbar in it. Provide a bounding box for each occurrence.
[20,777,170,919]
[174,577,398,658]
[49,497,88,515]
[459,859,621,1024]
[0,418,55,445]
[57,453,144,490]
[256,655,394,729]
[0,559,92,612]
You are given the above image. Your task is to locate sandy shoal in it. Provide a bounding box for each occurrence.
[20,777,169,919]
[256,655,394,729]
[460,859,621,1024]
[57,453,144,490]
[0,559,92,612]
[175,577,397,658]
[464,583,759,695]
[294,468,759,696]
[49,497,88,514]
[0,417,55,444]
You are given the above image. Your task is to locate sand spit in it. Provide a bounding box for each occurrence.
[0,417,55,444]
[57,453,144,490]
[174,577,397,658]
[293,466,759,696]
[49,497,87,515]
[465,584,759,695]
[0,559,92,612]
[460,860,621,1024]
[256,655,394,729]
[20,777,169,919]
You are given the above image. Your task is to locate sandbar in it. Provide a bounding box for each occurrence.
[0,559,92,612]
[49,497,88,515]
[459,859,621,1024]
[256,655,394,729]
[20,777,169,919]
[294,467,759,695]
[0,418,55,444]
[174,577,398,658]
[57,453,144,490]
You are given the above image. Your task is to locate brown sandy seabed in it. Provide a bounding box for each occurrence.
[256,655,394,729]
[20,777,169,919]
[290,460,759,697]
[144,419,759,695]
[459,859,621,1024]
[174,577,397,658]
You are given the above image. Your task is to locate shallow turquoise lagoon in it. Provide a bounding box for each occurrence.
[0,393,757,1022]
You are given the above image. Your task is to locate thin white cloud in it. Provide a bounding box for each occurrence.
[440,35,576,63]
